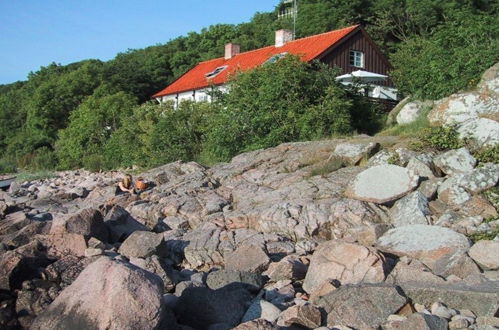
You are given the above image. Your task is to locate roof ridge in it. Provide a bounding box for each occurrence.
[197,24,359,64]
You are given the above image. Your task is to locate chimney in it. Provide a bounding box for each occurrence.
[225,43,240,60]
[275,29,293,47]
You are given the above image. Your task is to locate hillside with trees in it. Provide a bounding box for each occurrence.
[0,0,497,173]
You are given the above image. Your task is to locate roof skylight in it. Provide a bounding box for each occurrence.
[205,65,228,79]
[265,52,288,64]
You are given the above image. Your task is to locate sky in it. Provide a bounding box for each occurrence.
[0,0,278,85]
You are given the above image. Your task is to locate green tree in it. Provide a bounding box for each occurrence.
[56,90,137,169]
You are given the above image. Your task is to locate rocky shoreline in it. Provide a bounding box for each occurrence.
[1,134,498,329]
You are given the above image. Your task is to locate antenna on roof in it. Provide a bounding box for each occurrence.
[293,0,297,40]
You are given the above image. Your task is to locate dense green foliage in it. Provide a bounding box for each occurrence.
[0,0,497,172]
[391,10,499,99]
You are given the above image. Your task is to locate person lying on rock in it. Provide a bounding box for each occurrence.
[116,174,135,195]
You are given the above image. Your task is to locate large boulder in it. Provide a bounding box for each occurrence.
[30,257,168,330]
[345,165,419,204]
[428,63,499,148]
[377,225,471,276]
[316,284,407,329]
[302,241,387,295]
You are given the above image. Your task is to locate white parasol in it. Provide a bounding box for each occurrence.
[336,70,388,83]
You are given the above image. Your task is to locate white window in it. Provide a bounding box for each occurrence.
[349,50,364,68]
[205,65,228,79]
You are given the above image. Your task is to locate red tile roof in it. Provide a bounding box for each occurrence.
[153,25,359,98]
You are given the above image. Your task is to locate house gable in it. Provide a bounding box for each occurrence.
[319,28,393,86]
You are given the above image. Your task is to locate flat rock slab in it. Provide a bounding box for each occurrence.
[345,165,419,204]
[303,241,387,295]
[225,245,270,273]
[398,282,499,317]
[316,284,407,329]
[377,225,470,275]
[118,231,165,259]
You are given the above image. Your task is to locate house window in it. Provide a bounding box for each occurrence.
[349,50,364,68]
[205,65,228,79]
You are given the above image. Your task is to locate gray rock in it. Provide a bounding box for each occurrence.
[389,191,431,227]
[316,284,407,329]
[118,231,166,259]
[241,299,281,323]
[0,241,51,291]
[175,284,254,329]
[103,205,148,243]
[399,281,499,317]
[277,304,322,328]
[377,225,471,276]
[264,255,308,281]
[303,241,387,295]
[129,255,175,291]
[440,163,499,196]
[468,240,499,270]
[345,224,390,246]
[206,270,264,291]
[396,101,429,125]
[406,157,436,180]
[333,141,380,165]
[345,165,419,204]
[383,312,448,330]
[233,319,277,330]
[30,257,167,330]
[458,118,499,147]
[434,148,476,176]
[225,244,270,273]
[63,209,108,242]
[418,178,444,200]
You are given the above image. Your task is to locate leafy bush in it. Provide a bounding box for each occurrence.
[419,126,463,150]
[299,86,353,140]
[203,56,365,162]
[104,102,167,169]
[149,101,216,166]
[82,154,106,172]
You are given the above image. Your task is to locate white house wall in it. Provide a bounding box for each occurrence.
[156,85,229,108]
